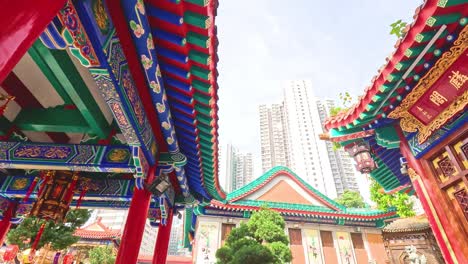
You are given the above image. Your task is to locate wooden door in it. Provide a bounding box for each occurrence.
[424,130,468,234]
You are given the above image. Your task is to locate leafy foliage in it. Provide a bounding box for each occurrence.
[216,207,292,264]
[335,190,366,208]
[329,92,354,117]
[89,245,116,264]
[370,180,415,217]
[339,92,353,108]
[390,19,408,38]
[329,106,344,117]
[7,209,91,250]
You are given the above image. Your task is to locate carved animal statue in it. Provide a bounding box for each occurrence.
[405,245,427,264]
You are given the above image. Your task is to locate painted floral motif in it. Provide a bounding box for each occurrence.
[106,148,130,163]
[58,3,99,66]
[141,54,153,69]
[110,102,130,127]
[11,178,29,190]
[336,232,355,264]
[147,33,154,50]
[167,136,174,145]
[156,65,162,77]
[130,20,145,38]
[136,0,146,15]
[14,145,72,160]
[122,70,145,127]
[92,0,110,35]
[150,81,161,93]
[156,103,166,113]
[162,122,171,130]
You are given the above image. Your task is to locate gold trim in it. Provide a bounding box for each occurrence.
[389,26,468,144]
[414,175,458,263]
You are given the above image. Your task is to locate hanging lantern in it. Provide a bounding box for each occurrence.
[3,245,19,262]
[30,171,78,222]
[345,141,376,174]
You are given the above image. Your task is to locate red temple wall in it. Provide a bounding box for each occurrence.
[257,179,314,205]
[290,245,306,264]
[354,248,369,263]
[366,233,388,264]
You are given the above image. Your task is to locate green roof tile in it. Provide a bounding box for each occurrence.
[186,32,209,48]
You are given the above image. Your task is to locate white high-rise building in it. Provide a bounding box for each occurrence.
[283,80,337,198]
[316,99,360,195]
[258,80,360,199]
[86,209,157,255]
[224,144,254,192]
[168,213,184,255]
[259,104,290,172]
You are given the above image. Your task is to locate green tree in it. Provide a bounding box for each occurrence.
[89,245,116,264]
[7,209,91,250]
[390,19,407,38]
[335,190,366,208]
[370,180,415,217]
[216,207,292,264]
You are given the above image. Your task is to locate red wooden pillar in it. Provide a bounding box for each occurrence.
[395,126,464,263]
[115,187,152,264]
[152,208,174,264]
[0,203,15,246]
[0,0,67,83]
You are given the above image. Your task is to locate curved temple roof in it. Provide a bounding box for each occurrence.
[196,167,397,227]
[74,217,121,240]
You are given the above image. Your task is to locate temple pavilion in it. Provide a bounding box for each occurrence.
[321,0,468,263]
[0,0,223,263]
[190,167,396,264]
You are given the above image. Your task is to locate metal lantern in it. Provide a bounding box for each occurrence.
[145,174,171,197]
[346,141,376,174]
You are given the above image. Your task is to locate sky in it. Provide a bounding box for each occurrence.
[215,0,422,183]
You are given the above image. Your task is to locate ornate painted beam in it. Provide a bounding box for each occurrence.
[0,175,134,200]
[60,0,158,172]
[0,141,135,173]
[113,0,191,196]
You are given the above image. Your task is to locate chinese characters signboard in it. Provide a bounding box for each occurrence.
[408,50,467,125]
[389,27,468,144]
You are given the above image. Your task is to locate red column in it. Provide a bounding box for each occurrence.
[0,0,67,83]
[395,126,465,263]
[152,208,174,264]
[115,187,152,264]
[0,203,15,246]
